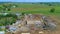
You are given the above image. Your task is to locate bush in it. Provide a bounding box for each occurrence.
[0,17,16,26]
[0,13,17,26]
[7,8,11,11]
[49,3,52,6]
[50,8,55,13]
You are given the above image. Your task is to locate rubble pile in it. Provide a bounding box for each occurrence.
[6,14,56,34]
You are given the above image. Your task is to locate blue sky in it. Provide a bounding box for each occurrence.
[0,0,60,2]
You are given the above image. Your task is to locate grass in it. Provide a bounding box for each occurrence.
[0,4,60,20]
[0,4,59,18]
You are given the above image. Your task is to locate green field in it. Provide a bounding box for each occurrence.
[0,3,60,19]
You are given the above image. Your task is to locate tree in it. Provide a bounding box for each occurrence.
[2,4,11,11]
[48,3,52,6]
[0,13,17,26]
[7,8,11,11]
[22,12,25,15]
[50,8,55,13]
[0,17,16,26]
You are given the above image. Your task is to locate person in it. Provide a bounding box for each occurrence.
[42,23,49,30]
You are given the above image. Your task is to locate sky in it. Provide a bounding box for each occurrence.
[0,0,60,2]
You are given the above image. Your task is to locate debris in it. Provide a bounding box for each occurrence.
[0,31,5,34]
[20,26,30,32]
[6,14,56,34]
[21,33,30,34]
[39,31,44,34]
[9,26,17,32]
